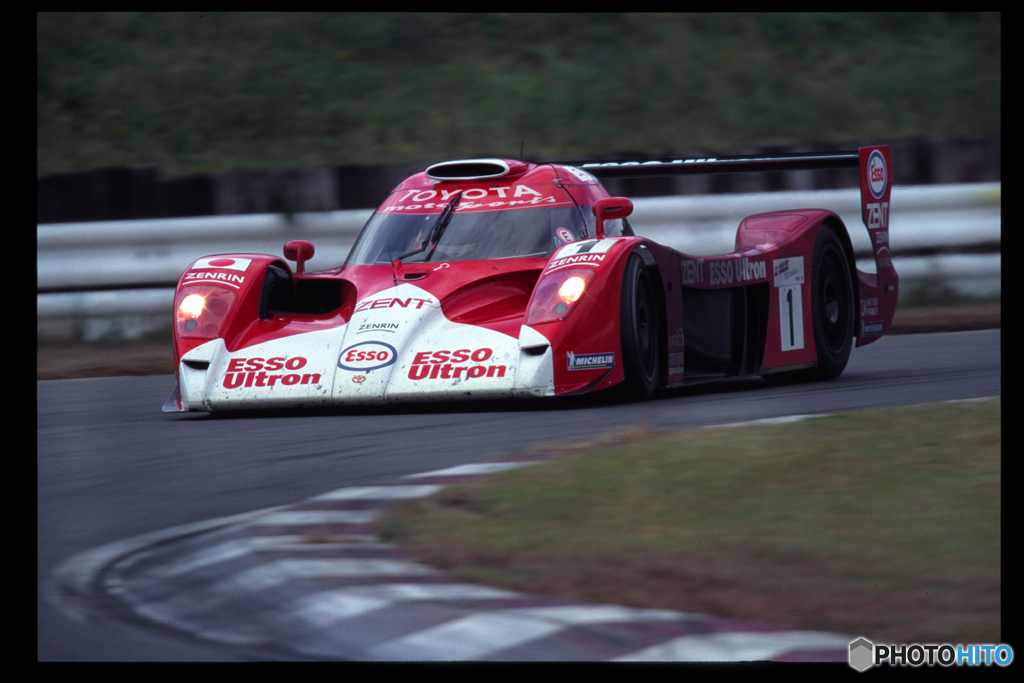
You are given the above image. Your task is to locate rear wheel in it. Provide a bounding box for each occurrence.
[618,253,659,400]
[808,225,854,379]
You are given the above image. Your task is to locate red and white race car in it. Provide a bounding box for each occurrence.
[164,146,897,412]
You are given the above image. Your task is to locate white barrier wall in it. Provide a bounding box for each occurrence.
[37,184,1000,342]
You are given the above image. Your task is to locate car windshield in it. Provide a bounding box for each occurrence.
[345,205,598,265]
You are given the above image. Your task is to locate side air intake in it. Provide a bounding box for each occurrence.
[425,158,514,181]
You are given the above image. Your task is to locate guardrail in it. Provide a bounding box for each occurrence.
[38,183,999,342]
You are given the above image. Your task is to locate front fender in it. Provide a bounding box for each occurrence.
[524,236,655,396]
[171,254,290,366]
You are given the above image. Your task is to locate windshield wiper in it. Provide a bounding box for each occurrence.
[395,191,463,262]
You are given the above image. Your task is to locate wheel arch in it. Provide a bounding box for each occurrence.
[818,215,861,332]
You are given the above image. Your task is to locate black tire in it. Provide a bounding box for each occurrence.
[618,252,660,400]
[808,225,854,379]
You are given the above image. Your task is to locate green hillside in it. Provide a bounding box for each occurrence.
[37,12,1000,177]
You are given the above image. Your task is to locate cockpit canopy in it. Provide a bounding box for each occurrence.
[344,159,632,266]
[345,205,631,265]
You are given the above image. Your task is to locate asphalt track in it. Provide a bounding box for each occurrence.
[38,329,1000,661]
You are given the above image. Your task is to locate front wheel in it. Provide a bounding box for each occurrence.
[618,253,660,400]
[808,225,854,379]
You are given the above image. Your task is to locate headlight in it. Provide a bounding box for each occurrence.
[175,286,235,339]
[178,294,206,320]
[558,276,586,303]
[525,267,596,325]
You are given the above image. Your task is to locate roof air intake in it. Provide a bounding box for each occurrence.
[426,158,512,181]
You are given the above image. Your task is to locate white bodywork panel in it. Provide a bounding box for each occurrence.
[177,283,554,411]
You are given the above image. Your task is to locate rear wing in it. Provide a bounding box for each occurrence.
[579,149,860,176]
[572,145,897,341]
[574,146,891,242]
[575,145,892,262]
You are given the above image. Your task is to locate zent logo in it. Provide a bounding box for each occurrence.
[866,202,889,229]
[355,297,435,313]
[338,341,398,372]
[680,258,703,285]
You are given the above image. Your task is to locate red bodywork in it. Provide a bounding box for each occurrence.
[166,147,897,411]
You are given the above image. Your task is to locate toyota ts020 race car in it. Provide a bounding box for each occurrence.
[163,145,897,412]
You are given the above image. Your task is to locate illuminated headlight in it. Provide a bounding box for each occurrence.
[558,276,586,303]
[525,268,596,325]
[175,286,235,339]
[179,294,206,322]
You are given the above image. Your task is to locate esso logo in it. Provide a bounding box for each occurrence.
[338,341,397,372]
[556,227,575,244]
[867,150,888,199]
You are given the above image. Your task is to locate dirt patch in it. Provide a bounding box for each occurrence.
[37,304,999,381]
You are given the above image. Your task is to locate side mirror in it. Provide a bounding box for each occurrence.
[592,197,633,239]
[283,240,314,273]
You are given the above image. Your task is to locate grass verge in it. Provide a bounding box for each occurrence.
[378,398,1001,643]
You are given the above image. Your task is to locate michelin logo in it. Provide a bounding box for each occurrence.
[567,351,615,371]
